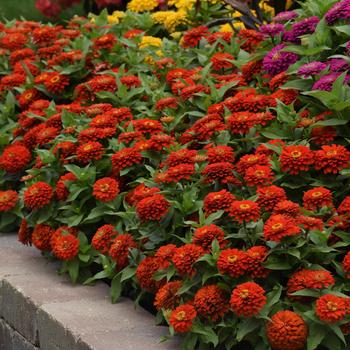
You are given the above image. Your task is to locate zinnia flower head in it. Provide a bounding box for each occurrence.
[76,141,104,164]
[314,144,350,174]
[273,11,298,23]
[192,224,227,252]
[263,214,301,242]
[154,281,182,311]
[0,144,31,173]
[193,285,229,322]
[316,294,347,323]
[217,248,248,278]
[246,246,270,279]
[136,194,170,222]
[182,26,208,48]
[111,147,142,173]
[52,234,79,261]
[229,200,260,223]
[0,190,18,212]
[203,190,235,215]
[263,44,298,77]
[325,0,350,25]
[169,304,197,333]
[312,73,350,91]
[266,310,308,350]
[32,224,54,251]
[260,23,285,37]
[172,244,204,276]
[303,187,333,211]
[92,225,118,254]
[109,234,137,270]
[93,177,119,202]
[257,185,287,211]
[230,282,266,317]
[297,61,327,77]
[279,145,314,174]
[24,182,53,210]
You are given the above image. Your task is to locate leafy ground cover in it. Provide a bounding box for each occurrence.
[1,0,350,349]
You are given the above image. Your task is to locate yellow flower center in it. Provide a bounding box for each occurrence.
[240,204,251,210]
[272,223,283,230]
[176,311,186,321]
[290,150,302,158]
[227,255,237,263]
[240,289,249,299]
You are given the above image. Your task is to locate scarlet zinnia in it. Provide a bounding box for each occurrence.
[92,225,118,254]
[109,234,137,270]
[273,200,300,218]
[44,72,69,94]
[230,282,266,317]
[52,234,80,261]
[172,244,204,276]
[111,147,142,172]
[266,310,308,350]
[287,269,335,300]
[279,145,314,174]
[169,304,197,333]
[0,190,18,211]
[136,194,170,222]
[76,141,104,164]
[0,144,31,173]
[203,190,235,215]
[18,219,32,246]
[315,294,347,323]
[193,285,229,321]
[257,185,287,211]
[93,177,119,202]
[244,165,274,187]
[201,162,234,184]
[192,224,227,252]
[246,246,270,279]
[32,224,54,251]
[229,200,260,223]
[302,187,333,211]
[154,281,182,311]
[24,182,53,210]
[206,145,235,164]
[136,256,168,293]
[210,52,234,71]
[314,144,350,174]
[217,248,248,278]
[343,251,350,278]
[182,26,208,48]
[56,173,76,201]
[263,214,301,242]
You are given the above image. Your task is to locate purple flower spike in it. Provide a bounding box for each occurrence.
[260,23,285,37]
[297,62,328,77]
[325,0,350,25]
[273,11,298,23]
[263,44,299,77]
[312,73,350,91]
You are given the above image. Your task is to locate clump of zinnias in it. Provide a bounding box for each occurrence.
[1,1,350,349]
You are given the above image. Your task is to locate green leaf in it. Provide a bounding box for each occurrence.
[191,325,218,346]
[120,266,136,282]
[110,274,122,303]
[329,324,347,345]
[67,259,79,283]
[236,318,260,342]
[307,323,326,350]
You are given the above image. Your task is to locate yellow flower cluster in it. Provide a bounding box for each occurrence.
[168,0,196,11]
[139,36,163,49]
[107,11,125,24]
[152,10,188,32]
[127,0,159,13]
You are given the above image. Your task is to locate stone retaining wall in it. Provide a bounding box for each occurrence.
[0,234,180,350]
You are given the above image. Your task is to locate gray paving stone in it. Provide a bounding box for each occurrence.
[0,318,39,350]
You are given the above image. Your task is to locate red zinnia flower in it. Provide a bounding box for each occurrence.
[203,190,235,215]
[192,224,227,252]
[236,153,270,174]
[136,256,168,293]
[32,224,55,251]
[92,225,118,254]
[52,234,80,261]
[169,304,197,333]
[193,285,229,322]
[136,194,170,222]
[155,97,178,111]
[0,190,18,211]
[303,187,333,211]
[182,26,208,48]
[93,33,117,50]
[273,200,300,218]
[76,141,104,164]
[154,281,182,311]
[244,165,274,187]
[125,184,159,206]
[257,185,287,211]
[266,311,308,350]
[210,52,234,70]
[229,200,260,223]
[342,252,350,278]
[44,72,69,94]
[230,282,266,317]
[56,173,76,201]
[246,246,270,279]
[172,244,204,276]
[24,182,53,210]
[93,177,119,202]
[18,219,32,246]
[316,294,347,323]
[287,269,335,300]
[279,145,314,174]
[0,144,31,173]
[263,214,301,242]
[111,147,142,173]
[314,144,350,174]
[201,162,235,184]
[217,248,248,278]
[109,234,137,270]
[206,145,235,164]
